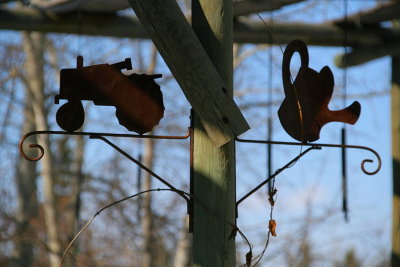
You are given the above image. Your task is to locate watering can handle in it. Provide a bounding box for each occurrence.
[282,40,309,94]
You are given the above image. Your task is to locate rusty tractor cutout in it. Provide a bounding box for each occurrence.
[55,56,164,134]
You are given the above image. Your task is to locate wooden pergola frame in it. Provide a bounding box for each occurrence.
[1,0,399,266]
[1,1,400,67]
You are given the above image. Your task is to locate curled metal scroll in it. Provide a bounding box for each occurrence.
[19,130,191,162]
[20,130,381,175]
[235,138,381,175]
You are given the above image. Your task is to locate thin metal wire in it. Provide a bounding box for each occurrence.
[236,146,320,210]
[236,137,381,176]
[59,188,183,267]
[20,129,192,217]
[252,193,278,267]
[89,134,190,203]
[267,5,274,196]
[254,7,305,150]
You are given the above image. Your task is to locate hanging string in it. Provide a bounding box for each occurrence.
[239,2,310,265]
[254,12,284,55]
[342,0,348,108]
[341,0,349,223]
[267,1,275,202]
[243,2,280,266]
[254,5,304,159]
[265,12,278,266]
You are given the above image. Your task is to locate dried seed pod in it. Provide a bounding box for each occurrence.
[269,219,277,237]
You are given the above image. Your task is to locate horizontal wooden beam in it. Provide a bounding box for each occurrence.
[333,2,400,26]
[127,0,249,146]
[29,0,131,13]
[0,7,149,38]
[2,7,400,66]
[2,6,400,47]
[335,42,400,68]
[233,19,400,47]
[233,0,304,17]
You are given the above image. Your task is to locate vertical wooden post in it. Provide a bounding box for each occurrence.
[391,56,400,267]
[192,0,236,266]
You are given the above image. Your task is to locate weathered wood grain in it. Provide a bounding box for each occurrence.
[191,0,236,266]
[127,0,249,147]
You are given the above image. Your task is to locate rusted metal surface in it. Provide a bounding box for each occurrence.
[189,109,194,233]
[19,127,193,225]
[19,129,190,162]
[235,137,381,175]
[235,134,382,217]
[278,39,361,142]
[55,56,164,134]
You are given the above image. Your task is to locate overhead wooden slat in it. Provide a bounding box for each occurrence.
[333,2,400,26]
[0,7,149,38]
[127,0,250,147]
[335,42,400,68]
[1,6,400,67]
[2,6,400,47]
[233,19,400,47]
[233,0,304,17]
[30,0,130,13]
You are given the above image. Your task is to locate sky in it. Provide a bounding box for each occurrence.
[0,0,395,266]
[231,1,393,265]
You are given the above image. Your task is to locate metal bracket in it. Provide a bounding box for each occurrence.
[19,126,381,227]
[234,137,382,217]
[19,128,193,228]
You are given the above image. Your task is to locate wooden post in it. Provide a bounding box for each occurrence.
[391,56,400,267]
[192,0,236,266]
[128,0,249,147]
[391,1,400,263]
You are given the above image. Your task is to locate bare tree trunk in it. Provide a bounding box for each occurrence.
[12,88,38,267]
[141,45,159,267]
[141,137,155,267]
[173,216,192,267]
[63,135,85,267]
[22,31,62,267]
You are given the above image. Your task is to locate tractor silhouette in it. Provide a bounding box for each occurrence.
[55,56,164,134]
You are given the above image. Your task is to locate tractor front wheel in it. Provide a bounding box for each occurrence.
[56,100,85,132]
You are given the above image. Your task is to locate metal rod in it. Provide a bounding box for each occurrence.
[19,129,190,161]
[235,137,381,175]
[341,127,349,222]
[19,129,192,213]
[236,146,320,211]
[89,135,190,203]
[342,0,349,222]
[189,109,194,233]
[136,152,143,221]
[267,118,273,193]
